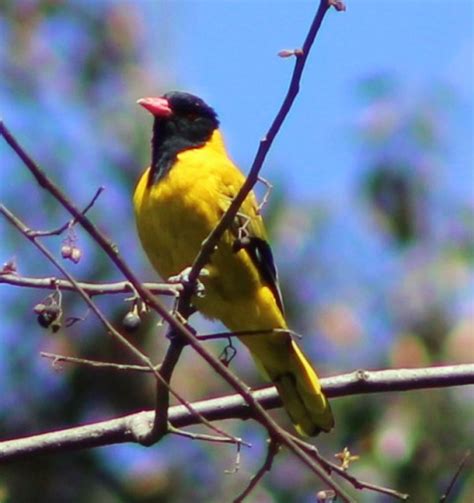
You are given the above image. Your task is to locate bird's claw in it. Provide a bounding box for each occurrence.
[168,267,209,298]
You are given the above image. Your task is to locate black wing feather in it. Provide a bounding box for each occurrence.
[243,237,285,315]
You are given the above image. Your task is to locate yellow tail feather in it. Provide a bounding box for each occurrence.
[250,339,334,436]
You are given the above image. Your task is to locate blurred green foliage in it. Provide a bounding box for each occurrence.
[0,2,473,503]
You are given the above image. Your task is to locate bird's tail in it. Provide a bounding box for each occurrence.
[249,338,334,436]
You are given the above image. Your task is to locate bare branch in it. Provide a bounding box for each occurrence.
[292,436,409,500]
[0,273,181,296]
[326,365,474,394]
[168,425,250,448]
[0,119,193,336]
[233,437,280,503]
[0,108,233,446]
[0,364,471,463]
[184,0,344,291]
[29,186,104,237]
[40,352,162,373]
[439,450,471,502]
[151,338,186,437]
[0,205,160,378]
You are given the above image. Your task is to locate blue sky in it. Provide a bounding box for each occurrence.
[138,0,473,204]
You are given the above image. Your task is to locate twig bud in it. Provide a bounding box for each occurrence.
[278,48,304,58]
[328,0,346,12]
[1,258,17,275]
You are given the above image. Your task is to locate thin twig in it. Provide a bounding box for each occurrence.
[40,352,162,373]
[439,450,471,502]
[197,328,302,341]
[233,437,280,502]
[168,425,250,447]
[184,0,344,290]
[0,205,158,376]
[0,273,181,296]
[29,186,105,237]
[290,436,409,500]
[256,176,273,214]
[0,119,196,356]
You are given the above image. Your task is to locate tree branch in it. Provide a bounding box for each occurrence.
[28,186,104,237]
[233,437,280,503]
[185,0,343,289]
[439,450,471,502]
[0,271,182,297]
[291,438,409,500]
[0,273,181,297]
[0,365,471,463]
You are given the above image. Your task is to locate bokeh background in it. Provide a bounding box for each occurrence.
[0,1,473,502]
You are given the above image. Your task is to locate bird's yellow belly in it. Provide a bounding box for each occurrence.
[133,166,285,333]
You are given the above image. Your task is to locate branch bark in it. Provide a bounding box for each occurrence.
[0,365,471,463]
[0,273,180,297]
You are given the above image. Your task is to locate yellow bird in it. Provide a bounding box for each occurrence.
[133,91,334,436]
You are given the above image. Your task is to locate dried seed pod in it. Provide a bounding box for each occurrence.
[36,305,61,329]
[51,321,62,333]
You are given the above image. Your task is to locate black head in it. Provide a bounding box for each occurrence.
[138,91,220,182]
[164,91,218,125]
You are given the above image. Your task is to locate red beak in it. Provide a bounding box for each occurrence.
[137,97,173,117]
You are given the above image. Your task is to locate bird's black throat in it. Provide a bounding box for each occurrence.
[148,113,217,186]
[148,120,189,185]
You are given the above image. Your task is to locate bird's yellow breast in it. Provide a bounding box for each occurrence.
[133,130,285,332]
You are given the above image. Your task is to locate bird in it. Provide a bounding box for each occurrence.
[133,91,334,436]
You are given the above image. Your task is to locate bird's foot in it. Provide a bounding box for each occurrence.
[168,266,209,298]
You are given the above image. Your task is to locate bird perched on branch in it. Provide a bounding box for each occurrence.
[133,91,334,436]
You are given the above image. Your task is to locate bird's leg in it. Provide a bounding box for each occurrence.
[170,296,196,321]
[232,212,252,252]
[167,266,209,298]
[256,175,273,214]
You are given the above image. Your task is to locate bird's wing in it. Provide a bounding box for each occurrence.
[217,168,285,315]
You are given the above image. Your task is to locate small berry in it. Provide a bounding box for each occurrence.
[61,244,72,259]
[61,245,82,264]
[122,311,141,332]
[70,247,82,264]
